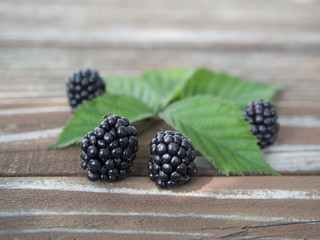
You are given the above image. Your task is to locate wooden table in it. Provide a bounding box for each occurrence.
[1,0,320,239]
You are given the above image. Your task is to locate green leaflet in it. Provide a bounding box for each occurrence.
[105,68,195,112]
[49,94,154,149]
[181,68,278,109]
[161,95,278,175]
[51,67,279,176]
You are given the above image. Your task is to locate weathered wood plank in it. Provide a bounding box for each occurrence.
[276,126,320,145]
[0,111,69,134]
[0,122,320,176]
[0,227,319,240]
[2,28,320,50]
[1,82,320,102]
[1,106,320,132]
[1,0,319,28]
[277,106,320,117]
[0,100,68,109]
[0,215,319,239]
[2,176,320,198]
[1,0,320,53]
[0,48,319,86]
[0,176,319,239]
[1,142,320,176]
[0,176,319,210]
[0,110,318,132]
[0,232,210,240]
[1,91,320,117]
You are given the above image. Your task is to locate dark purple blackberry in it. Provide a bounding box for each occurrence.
[244,99,280,149]
[67,68,106,111]
[148,130,198,188]
[81,114,139,182]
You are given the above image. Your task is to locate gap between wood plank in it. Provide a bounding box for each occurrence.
[0,106,69,115]
[0,228,220,238]
[0,210,317,223]
[1,28,320,45]
[0,177,319,200]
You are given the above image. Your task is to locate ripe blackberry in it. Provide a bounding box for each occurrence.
[80,114,139,182]
[148,130,198,188]
[244,99,280,149]
[67,68,106,111]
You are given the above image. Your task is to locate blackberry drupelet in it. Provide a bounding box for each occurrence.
[80,114,139,182]
[148,130,198,188]
[244,99,280,149]
[66,68,106,111]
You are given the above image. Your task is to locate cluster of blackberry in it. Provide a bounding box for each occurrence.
[67,68,105,111]
[80,114,139,182]
[148,130,198,188]
[65,69,280,187]
[244,99,280,148]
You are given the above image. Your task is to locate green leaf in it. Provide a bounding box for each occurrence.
[105,69,195,112]
[181,68,278,109]
[49,94,154,149]
[161,95,278,175]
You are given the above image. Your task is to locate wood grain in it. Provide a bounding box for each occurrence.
[0,177,319,239]
[1,125,320,176]
[0,0,319,239]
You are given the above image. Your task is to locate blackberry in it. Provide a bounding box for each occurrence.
[80,114,139,182]
[67,68,106,111]
[244,99,280,149]
[148,130,198,188]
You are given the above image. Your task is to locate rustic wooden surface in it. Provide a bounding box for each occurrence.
[1,0,320,239]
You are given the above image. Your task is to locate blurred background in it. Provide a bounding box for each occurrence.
[1,0,319,81]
